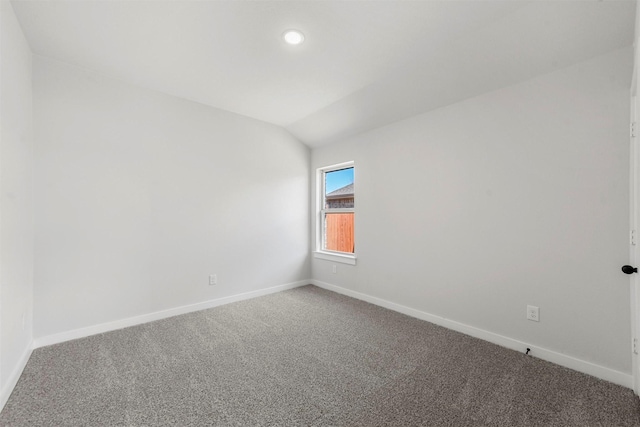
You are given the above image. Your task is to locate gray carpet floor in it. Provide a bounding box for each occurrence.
[1,285,639,426]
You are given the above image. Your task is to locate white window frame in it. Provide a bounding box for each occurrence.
[314,161,356,265]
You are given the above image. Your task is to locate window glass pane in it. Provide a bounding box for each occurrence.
[324,212,354,253]
[325,167,354,209]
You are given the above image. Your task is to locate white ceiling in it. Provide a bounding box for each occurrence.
[10,0,637,147]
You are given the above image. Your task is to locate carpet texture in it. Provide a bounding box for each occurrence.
[1,285,639,426]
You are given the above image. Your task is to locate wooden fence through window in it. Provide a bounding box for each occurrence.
[325,213,354,253]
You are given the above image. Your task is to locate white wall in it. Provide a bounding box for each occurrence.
[33,56,310,338]
[312,47,633,375]
[0,0,34,401]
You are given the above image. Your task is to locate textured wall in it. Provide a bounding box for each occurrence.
[312,47,633,374]
[33,56,310,338]
[0,0,34,398]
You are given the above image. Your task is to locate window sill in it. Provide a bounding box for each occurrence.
[313,251,357,265]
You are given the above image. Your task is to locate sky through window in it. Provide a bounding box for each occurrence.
[325,168,354,194]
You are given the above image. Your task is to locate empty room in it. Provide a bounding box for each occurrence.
[3,0,640,425]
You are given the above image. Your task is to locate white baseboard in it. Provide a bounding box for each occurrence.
[310,279,633,389]
[23,278,634,394]
[33,280,310,349]
[0,341,33,413]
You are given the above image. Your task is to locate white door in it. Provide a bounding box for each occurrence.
[630,89,640,394]
[630,2,640,396]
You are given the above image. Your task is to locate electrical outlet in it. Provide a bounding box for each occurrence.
[527,305,539,322]
[332,265,337,274]
[209,274,217,286]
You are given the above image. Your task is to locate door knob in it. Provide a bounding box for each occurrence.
[622,265,638,274]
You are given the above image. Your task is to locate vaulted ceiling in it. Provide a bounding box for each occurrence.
[10,0,637,147]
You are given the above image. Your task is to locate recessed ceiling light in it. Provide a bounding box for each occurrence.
[283,29,305,45]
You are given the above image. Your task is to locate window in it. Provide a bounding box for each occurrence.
[316,162,355,264]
